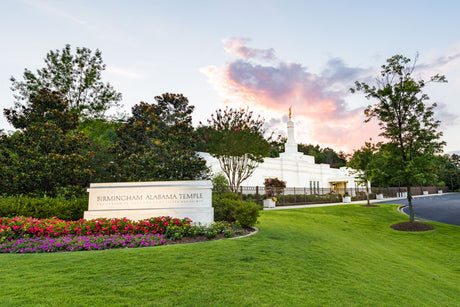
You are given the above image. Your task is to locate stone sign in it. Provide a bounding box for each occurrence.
[84,180,214,224]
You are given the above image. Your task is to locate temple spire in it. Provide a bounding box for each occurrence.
[285,107,298,154]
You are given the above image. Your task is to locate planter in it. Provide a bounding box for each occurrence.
[397,192,408,198]
[423,191,428,195]
[263,199,276,208]
[438,190,443,194]
[376,194,384,200]
[343,196,351,203]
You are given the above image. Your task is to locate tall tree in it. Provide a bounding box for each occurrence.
[10,45,122,119]
[200,107,275,193]
[351,54,446,223]
[0,89,94,196]
[110,93,208,181]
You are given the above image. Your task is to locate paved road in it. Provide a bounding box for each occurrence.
[377,193,460,226]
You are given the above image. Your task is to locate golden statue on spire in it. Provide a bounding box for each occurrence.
[289,106,292,119]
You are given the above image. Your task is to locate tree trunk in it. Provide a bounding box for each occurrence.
[407,185,414,223]
[366,184,370,206]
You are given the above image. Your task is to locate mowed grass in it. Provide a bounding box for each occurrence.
[1,204,459,306]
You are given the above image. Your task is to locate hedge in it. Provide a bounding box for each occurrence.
[0,195,88,221]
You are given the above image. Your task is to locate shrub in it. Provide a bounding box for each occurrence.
[212,193,259,227]
[264,177,286,197]
[234,201,260,228]
[0,195,88,220]
[212,193,238,222]
[212,173,230,194]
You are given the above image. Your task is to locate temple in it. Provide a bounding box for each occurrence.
[199,110,363,192]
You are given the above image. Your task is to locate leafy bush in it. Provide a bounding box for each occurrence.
[234,201,260,228]
[0,195,88,220]
[276,193,341,204]
[212,193,259,227]
[212,173,230,194]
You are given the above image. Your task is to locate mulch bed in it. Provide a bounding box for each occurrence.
[163,227,256,245]
[390,222,435,232]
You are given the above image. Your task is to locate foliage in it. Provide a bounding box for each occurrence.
[0,89,95,196]
[298,143,347,167]
[274,193,342,204]
[234,201,260,228]
[164,221,242,240]
[0,195,88,221]
[212,193,260,227]
[212,173,230,194]
[270,141,347,167]
[10,44,122,119]
[267,137,286,158]
[351,54,447,222]
[110,93,208,181]
[347,140,378,205]
[435,154,460,191]
[77,119,122,183]
[200,107,275,193]
[78,119,121,148]
[263,177,286,197]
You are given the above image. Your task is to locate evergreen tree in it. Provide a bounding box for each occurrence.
[110,93,208,181]
[1,89,94,196]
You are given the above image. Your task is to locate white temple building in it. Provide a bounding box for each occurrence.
[199,113,363,192]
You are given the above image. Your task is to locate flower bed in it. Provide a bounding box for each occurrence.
[0,216,191,240]
[0,216,244,253]
[0,233,165,253]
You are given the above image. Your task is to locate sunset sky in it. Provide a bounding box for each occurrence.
[2,0,460,153]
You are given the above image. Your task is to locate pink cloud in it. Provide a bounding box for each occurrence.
[201,38,381,152]
[223,37,276,61]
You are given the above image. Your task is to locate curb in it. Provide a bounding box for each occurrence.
[230,227,259,239]
[397,205,432,222]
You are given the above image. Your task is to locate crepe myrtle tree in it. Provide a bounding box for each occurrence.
[351,54,447,223]
[199,107,277,193]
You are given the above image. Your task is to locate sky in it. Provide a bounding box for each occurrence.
[2,0,460,154]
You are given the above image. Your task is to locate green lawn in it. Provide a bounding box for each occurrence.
[1,204,459,306]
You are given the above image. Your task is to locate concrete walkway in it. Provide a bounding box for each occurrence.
[263,195,411,210]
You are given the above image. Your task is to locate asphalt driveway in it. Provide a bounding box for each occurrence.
[377,193,460,226]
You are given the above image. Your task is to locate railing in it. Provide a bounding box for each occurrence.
[216,185,449,207]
